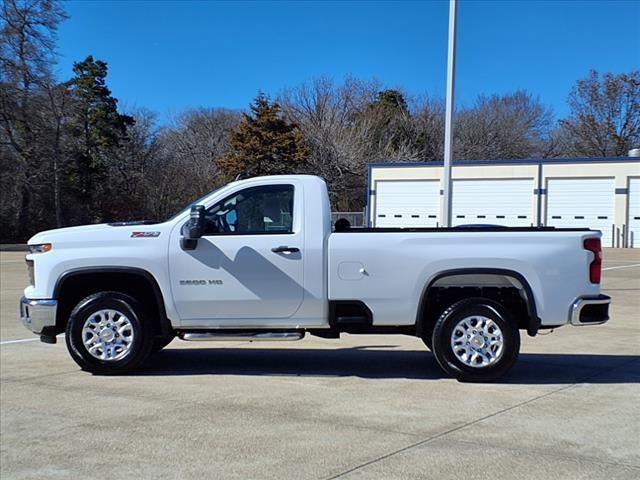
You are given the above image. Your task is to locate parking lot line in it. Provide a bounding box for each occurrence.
[0,334,64,346]
[0,337,41,345]
[602,263,640,271]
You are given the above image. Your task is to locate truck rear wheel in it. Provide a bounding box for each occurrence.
[65,292,153,375]
[431,297,520,382]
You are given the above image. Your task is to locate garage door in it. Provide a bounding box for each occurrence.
[629,178,640,248]
[546,178,615,246]
[451,179,535,227]
[375,180,440,227]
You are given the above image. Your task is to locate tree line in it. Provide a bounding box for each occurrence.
[1,0,639,242]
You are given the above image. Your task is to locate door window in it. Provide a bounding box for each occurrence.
[203,185,294,235]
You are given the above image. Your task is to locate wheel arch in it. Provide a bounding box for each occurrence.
[416,268,541,338]
[52,267,172,338]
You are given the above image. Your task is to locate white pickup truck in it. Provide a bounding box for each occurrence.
[20,175,610,382]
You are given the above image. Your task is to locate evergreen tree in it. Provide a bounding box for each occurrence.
[367,90,409,117]
[358,89,413,154]
[220,94,308,179]
[66,55,134,223]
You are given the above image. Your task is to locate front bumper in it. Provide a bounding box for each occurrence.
[570,294,611,326]
[20,297,57,334]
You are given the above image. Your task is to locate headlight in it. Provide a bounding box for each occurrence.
[28,243,52,254]
[26,259,35,286]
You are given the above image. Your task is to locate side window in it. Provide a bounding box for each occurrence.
[203,185,294,235]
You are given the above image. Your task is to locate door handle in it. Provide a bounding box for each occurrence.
[271,246,300,253]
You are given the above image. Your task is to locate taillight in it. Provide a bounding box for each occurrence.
[584,238,602,284]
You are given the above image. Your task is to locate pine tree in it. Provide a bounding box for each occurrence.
[66,55,134,223]
[359,89,412,153]
[220,94,308,180]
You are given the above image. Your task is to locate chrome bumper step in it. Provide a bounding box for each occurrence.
[570,294,611,326]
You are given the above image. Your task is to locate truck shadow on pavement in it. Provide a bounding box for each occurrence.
[136,347,640,384]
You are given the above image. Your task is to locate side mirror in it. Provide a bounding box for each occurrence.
[181,205,205,250]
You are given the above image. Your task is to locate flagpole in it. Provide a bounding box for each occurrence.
[442,0,457,227]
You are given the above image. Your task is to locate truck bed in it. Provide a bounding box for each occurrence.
[328,227,600,328]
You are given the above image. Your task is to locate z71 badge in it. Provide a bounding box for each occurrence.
[131,231,161,238]
[180,280,223,286]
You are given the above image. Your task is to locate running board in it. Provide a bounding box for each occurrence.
[178,331,305,342]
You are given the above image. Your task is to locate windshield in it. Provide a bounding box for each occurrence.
[163,186,225,223]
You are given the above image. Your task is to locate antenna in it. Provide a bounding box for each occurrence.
[234,172,250,181]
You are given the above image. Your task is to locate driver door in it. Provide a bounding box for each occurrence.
[168,183,305,325]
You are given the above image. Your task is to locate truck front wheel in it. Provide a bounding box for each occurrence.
[431,298,520,382]
[65,292,153,374]
[151,333,175,354]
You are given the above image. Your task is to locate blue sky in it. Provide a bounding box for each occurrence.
[56,0,640,125]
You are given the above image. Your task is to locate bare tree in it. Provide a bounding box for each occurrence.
[454,91,554,160]
[560,70,640,157]
[143,108,240,219]
[279,76,381,210]
[44,80,72,226]
[0,0,67,237]
[412,96,445,161]
[103,108,158,220]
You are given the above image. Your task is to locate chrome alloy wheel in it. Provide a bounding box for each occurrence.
[82,309,134,361]
[450,315,504,368]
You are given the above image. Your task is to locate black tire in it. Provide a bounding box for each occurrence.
[65,291,154,375]
[431,297,520,383]
[151,333,175,354]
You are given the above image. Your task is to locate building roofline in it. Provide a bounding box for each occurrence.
[368,156,640,168]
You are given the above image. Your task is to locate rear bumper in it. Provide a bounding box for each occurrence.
[570,294,611,326]
[20,297,57,334]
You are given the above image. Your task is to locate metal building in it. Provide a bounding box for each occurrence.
[367,157,640,247]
